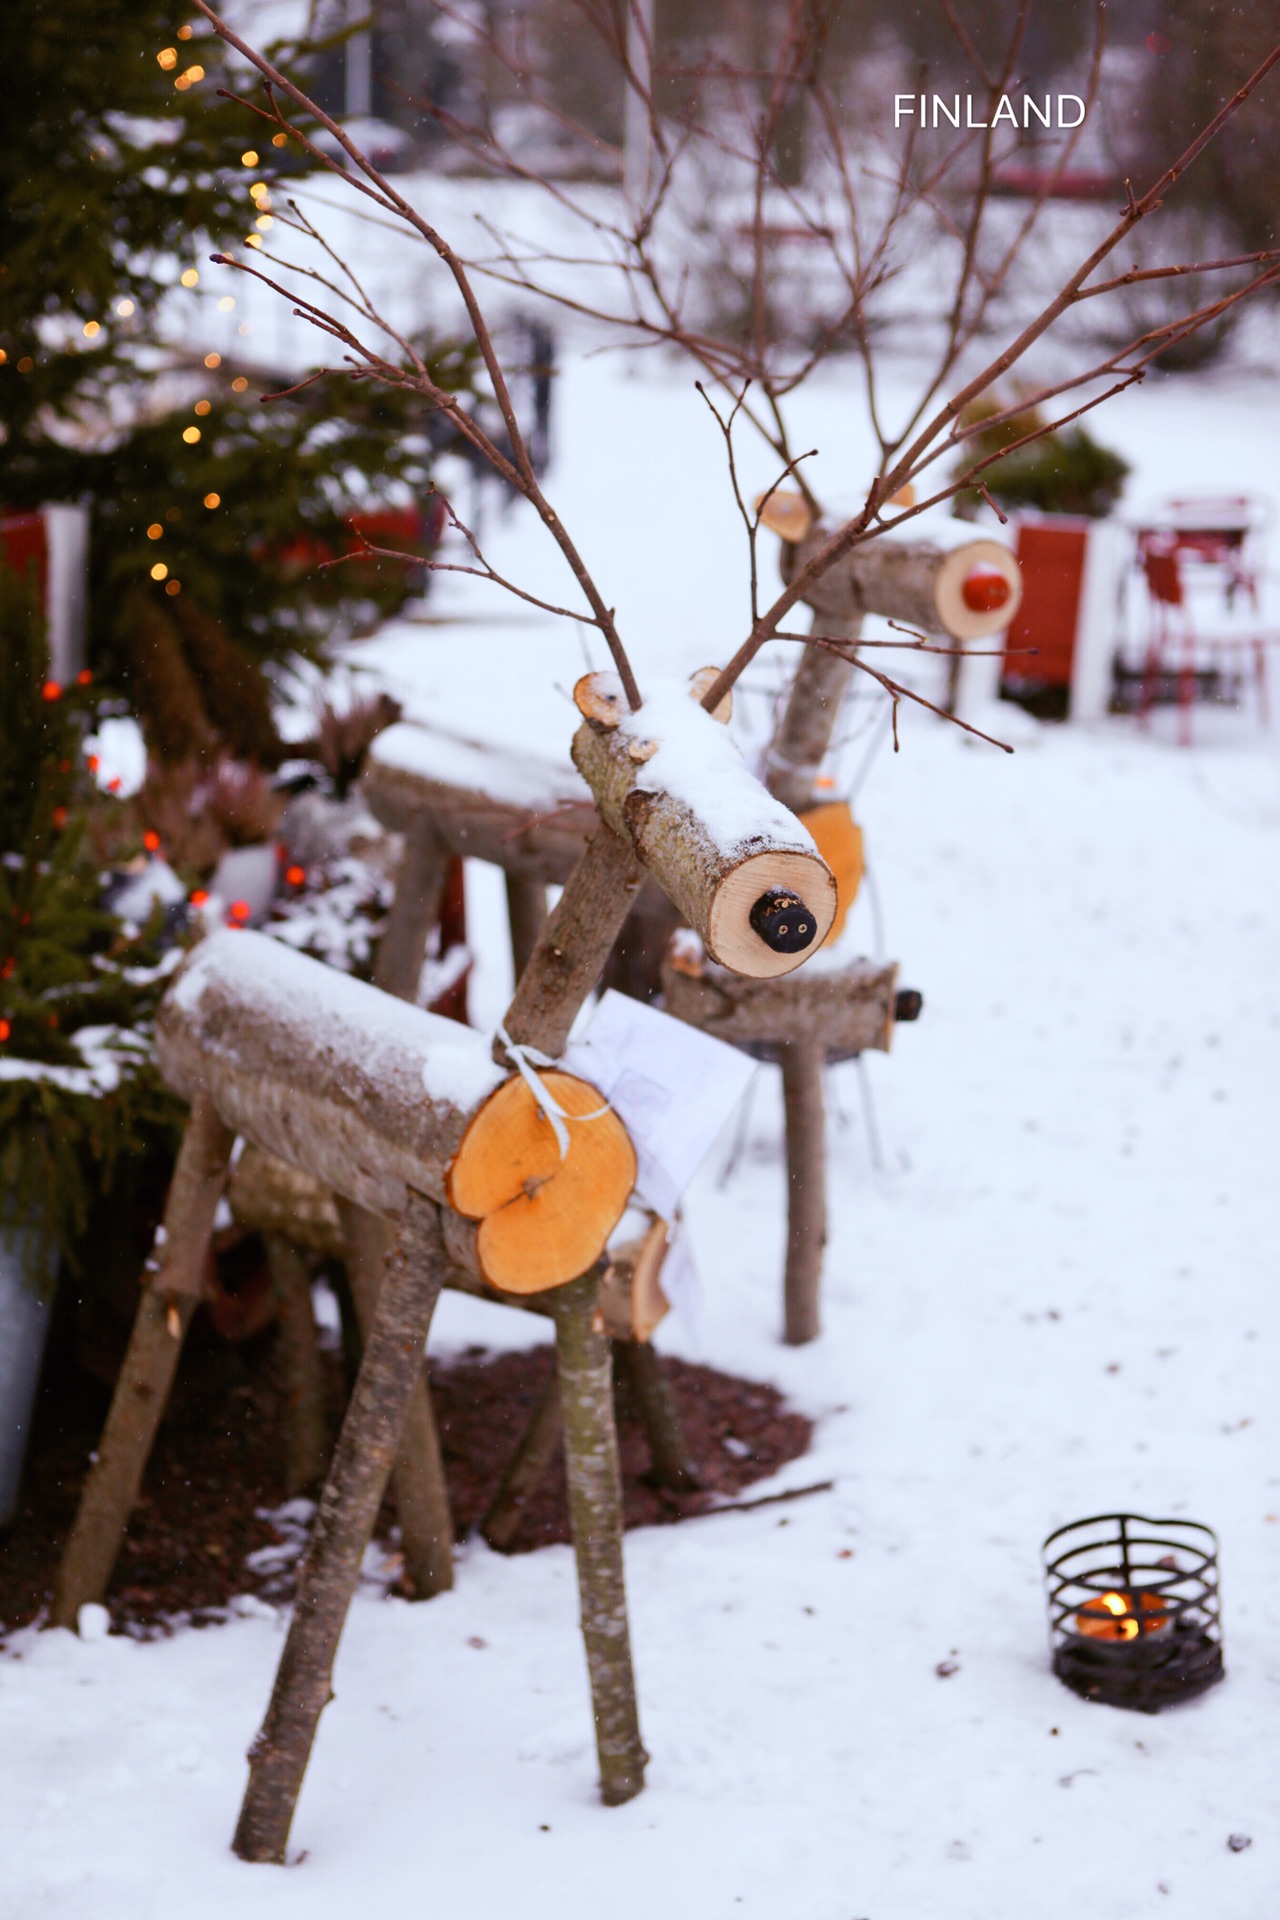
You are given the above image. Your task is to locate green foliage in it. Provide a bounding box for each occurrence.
[952,399,1129,521]
[0,565,183,1278]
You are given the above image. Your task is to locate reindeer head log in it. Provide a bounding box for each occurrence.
[572,675,837,979]
[786,531,1023,642]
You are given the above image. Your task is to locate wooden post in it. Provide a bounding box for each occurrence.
[479,1369,562,1551]
[373,819,449,1002]
[337,1200,454,1598]
[266,1237,330,1499]
[233,1193,450,1864]
[551,1276,648,1805]
[50,1094,235,1627]
[504,873,548,982]
[780,1040,826,1346]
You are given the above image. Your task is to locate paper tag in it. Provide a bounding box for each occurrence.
[561,990,757,1216]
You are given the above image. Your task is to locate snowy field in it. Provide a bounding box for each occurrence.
[5,298,1280,1916]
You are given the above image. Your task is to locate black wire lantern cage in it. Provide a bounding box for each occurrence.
[1042,1513,1225,1712]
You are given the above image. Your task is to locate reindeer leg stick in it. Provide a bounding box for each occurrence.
[504,873,549,982]
[50,1093,235,1627]
[338,1200,454,1599]
[233,1192,449,1864]
[552,1275,648,1805]
[267,1236,330,1499]
[780,1038,827,1346]
[480,1367,563,1552]
[765,611,859,1345]
[374,819,449,1002]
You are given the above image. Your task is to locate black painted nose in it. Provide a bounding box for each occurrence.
[749,888,816,954]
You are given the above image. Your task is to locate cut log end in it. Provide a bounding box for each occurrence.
[574,672,629,730]
[447,1070,636,1294]
[707,849,837,979]
[935,539,1023,641]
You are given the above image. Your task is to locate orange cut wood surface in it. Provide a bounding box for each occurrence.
[798,801,863,944]
[447,1070,637,1294]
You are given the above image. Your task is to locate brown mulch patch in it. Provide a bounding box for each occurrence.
[0,1309,811,1641]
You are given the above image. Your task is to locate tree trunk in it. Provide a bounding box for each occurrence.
[480,1369,563,1552]
[50,1095,235,1628]
[233,1194,449,1865]
[780,1041,826,1346]
[337,1201,454,1599]
[267,1237,329,1499]
[499,822,643,1060]
[504,873,548,981]
[373,819,449,1002]
[614,1340,700,1491]
[551,1274,647,1805]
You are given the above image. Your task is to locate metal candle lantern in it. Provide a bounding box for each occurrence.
[1042,1513,1225,1712]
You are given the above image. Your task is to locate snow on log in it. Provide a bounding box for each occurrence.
[447,1071,636,1294]
[571,678,836,979]
[363,720,595,882]
[156,931,506,1220]
[661,933,898,1054]
[786,528,1022,641]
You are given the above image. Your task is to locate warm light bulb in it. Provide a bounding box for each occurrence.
[194,399,211,416]
[203,492,221,509]
[82,320,100,338]
[231,376,249,392]
[157,46,178,69]
[184,64,205,81]
[241,150,260,167]
[150,562,169,580]
[217,296,236,313]
[116,299,135,317]
[147,523,163,540]
[204,352,221,368]
[272,132,288,147]
[177,23,193,38]
[245,234,263,250]
[182,426,201,444]
[165,579,182,596]
[180,268,199,288]
[255,214,274,232]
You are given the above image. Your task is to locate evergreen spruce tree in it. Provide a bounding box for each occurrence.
[1,0,471,764]
[0,561,183,1271]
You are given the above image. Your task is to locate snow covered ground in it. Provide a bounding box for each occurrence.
[6,300,1280,1917]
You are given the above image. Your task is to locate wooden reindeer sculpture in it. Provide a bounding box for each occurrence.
[658,496,1022,1341]
[52,669,836,1862]
[361,511,1021,1342]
